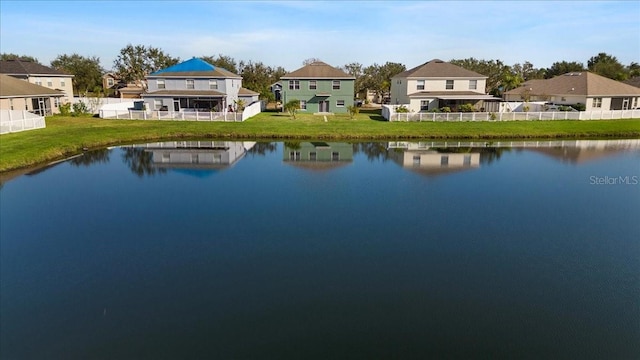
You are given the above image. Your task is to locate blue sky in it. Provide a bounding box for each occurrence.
[1,1,638,72]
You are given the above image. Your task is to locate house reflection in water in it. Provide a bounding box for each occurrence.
[387,141,480,177]
[526,139,640,164]
[283,142,353,171]
[137,141,255,171]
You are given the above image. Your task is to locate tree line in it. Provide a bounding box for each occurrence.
[1,47,638,100]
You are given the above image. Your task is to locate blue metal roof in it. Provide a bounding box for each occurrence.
[151,57,218,75]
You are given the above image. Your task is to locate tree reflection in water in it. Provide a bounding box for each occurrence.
[121,147,166,177]
[247,142,277,156]
[353,142,394,162]
[68,149,112,167]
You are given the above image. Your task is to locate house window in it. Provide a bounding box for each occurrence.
[157,79,166,89]
[336,100,345,107]
[332,80,340,90]
[299,100,306,110]
[441,155,449,166]
[47,79,53,87]
[446,80,454,90]
[162,152,170,162]
[61,79,66,87]
[593,97,602,108]
[154,100,163,110]
[309,80,317,90]
[469,80,477,90]
[107,78,114,87]
[309,152,317,161]
[413,155,421,165]
[289,80,299,90]
[332,152,340,161]
[289,151,301,160]
[417,80,425,90]
[34,78,42,86]
[186,79,194,89]
[420,100,429,111]
[209,80,218,90]
[463,155,472,166]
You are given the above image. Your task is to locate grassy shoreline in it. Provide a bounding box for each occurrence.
[1,110,639,173]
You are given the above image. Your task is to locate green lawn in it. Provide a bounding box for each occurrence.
[1,109,639,172]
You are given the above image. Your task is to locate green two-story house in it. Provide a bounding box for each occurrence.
[280,61,355,114]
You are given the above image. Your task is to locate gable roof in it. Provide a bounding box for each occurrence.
[504,72,640,97]
[394,59,487,79]
[0,59,72,77]
[149,57,240,78]
[0,74,65,97]
[281,61,354,79]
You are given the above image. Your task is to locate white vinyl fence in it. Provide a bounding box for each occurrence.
[383,105,640,122]
[99,100,264,122]
[72,97,133,114]
[0,110,46,134]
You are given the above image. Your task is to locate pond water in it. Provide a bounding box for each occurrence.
[1,140,639,359]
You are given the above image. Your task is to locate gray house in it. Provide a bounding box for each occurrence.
[142,57,258,112]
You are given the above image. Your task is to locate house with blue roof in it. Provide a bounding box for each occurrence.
[142,57,259,113]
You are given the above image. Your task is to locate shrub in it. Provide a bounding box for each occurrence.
[571,103,586,111]
[347,105,360,119]
[284,100,300,119]
[72,102,89,116]
[459,103,475,112]
[440,106,451,113]
[59,103,72,116]
[395,105,410,113]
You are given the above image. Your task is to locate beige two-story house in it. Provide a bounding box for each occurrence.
[390,59,499,112]
[0,59,74,104]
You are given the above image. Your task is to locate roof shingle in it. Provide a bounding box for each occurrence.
[0,59,72,76]
[281,61,354,79]
[0,74,65,97]
[393,59,487,79]
[505,72,640,97]
[149,58,240,78]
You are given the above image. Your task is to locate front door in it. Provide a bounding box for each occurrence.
[319,100,329,113]
[173,100,180,112]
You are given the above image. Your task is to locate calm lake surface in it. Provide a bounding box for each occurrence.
[1,140,639,359]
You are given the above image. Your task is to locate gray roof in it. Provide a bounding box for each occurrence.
[394,59,487,79]
[0,74,65,97]
[505,72,640,97]
[281,61,354,79]
[0,59,72,77]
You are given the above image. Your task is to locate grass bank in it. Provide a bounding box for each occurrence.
[1,109,639,172]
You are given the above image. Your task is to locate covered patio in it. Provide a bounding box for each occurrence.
[143,90,227,112]
[409,91,501,112]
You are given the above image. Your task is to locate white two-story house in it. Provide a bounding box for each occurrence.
[142,57,258,112]
[390,59,499,112]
